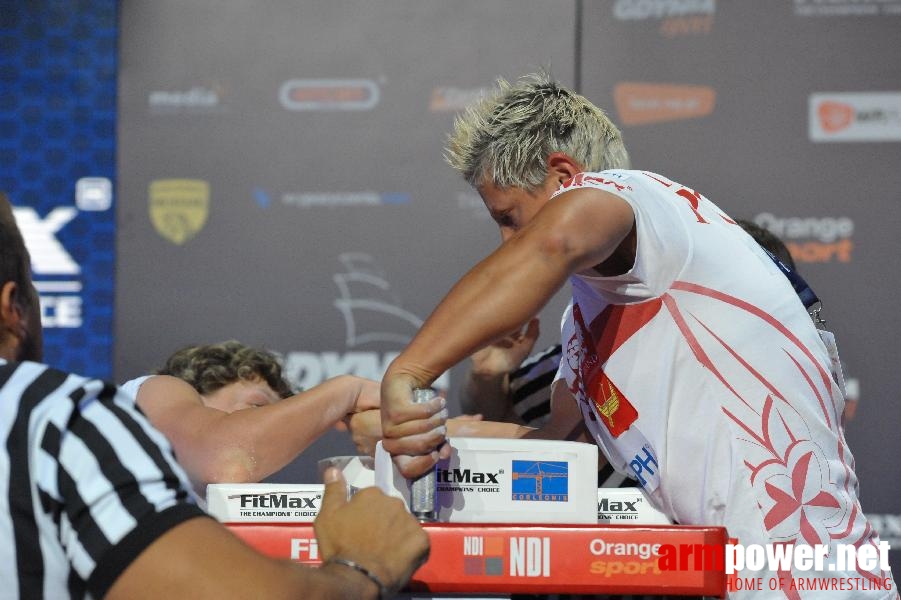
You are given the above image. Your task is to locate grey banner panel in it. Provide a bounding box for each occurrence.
[117,0,576,482]
[580,0,901,541]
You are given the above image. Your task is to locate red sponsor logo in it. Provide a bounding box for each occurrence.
[817,101,854,132]
[278,79,379,111]
[614,82,716,126]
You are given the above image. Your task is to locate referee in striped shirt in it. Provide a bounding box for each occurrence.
[0,193,428,599]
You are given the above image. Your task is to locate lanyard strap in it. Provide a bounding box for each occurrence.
[762,248,821,311]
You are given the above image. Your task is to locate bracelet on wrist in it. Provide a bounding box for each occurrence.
[326,556,391,599]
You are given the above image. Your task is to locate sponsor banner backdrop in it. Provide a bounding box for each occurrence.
[117,2,899,550]
[117,0,575,482]
[0,2,118,378]
[580,0,901,555]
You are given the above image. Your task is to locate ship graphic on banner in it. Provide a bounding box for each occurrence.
[333,252,423,347]
[283,253,448,390]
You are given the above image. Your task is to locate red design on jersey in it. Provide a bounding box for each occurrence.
[669,281,834,427]
[763,450,841,545]
[572,303,645,438]
[660,283,890,585]
[560,173,586,191]
[641,172,736,225]
[673,186,737,225]
[675,187,708,224]
[590,371,637,438]
[641,171,673,187]
[587,299,663,364]
[557,172,633,195]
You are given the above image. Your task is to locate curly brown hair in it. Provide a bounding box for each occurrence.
[156,340,294,399]
[735,218,797,271]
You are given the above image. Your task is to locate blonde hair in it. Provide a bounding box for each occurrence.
[445,72,629,191]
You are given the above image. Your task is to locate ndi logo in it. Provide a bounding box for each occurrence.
[462,536,505,576]
[511,461,569,502]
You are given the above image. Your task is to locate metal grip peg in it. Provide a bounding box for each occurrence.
[409,387,438,522]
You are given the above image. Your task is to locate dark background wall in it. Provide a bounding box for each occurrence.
[3,0,899,558]
[577,2,901,555]
[114,0,577,485]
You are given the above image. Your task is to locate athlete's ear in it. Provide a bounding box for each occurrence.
[0,281,23,352]
[1,281,20,327]
[546,153,582,185]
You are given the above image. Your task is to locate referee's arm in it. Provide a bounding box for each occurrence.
[105,516,379,600]
[63,383,425,600]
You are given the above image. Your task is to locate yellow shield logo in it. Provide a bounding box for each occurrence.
[148,179,210,245]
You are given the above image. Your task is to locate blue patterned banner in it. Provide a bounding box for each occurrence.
[0,2,118,378]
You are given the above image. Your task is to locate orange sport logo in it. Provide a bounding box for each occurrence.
[752,213,855,265]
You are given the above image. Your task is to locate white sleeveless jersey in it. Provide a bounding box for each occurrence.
[120,374,153,400]
[553,170,894,597]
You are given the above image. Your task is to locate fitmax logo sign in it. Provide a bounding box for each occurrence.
[235,493,320,509]
[597,498,641,514]
[438,468,501,484]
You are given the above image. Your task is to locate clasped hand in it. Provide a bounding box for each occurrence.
[379,374,451,479]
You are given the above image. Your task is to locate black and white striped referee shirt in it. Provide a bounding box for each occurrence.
[0,360,206,599]
[508,344,564,426]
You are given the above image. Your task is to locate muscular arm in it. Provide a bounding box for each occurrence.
[449,379,594,445]
[387,189,632,387]
[137,374,376,484]
[381,188,632,475]
[345,381,589,462]
[106,517,376,600]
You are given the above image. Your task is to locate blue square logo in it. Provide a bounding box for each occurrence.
[511,460,569,502]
